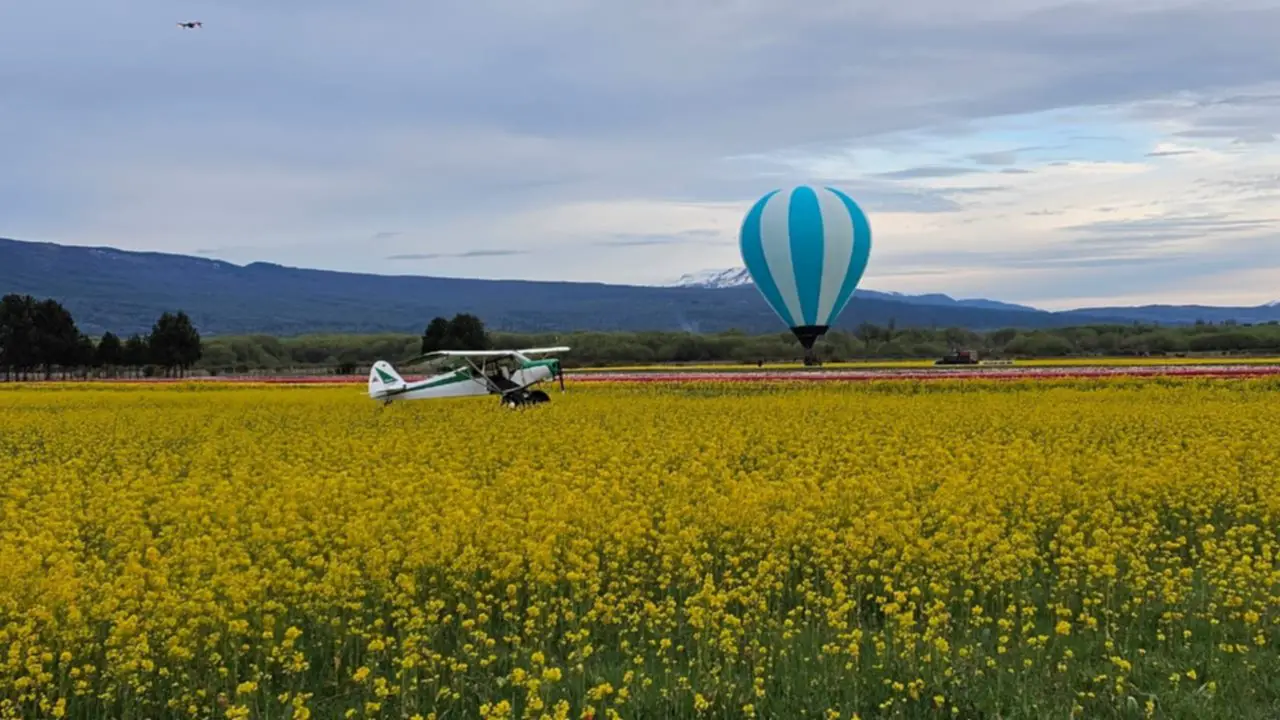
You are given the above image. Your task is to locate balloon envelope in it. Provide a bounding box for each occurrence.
[738,185,872,347]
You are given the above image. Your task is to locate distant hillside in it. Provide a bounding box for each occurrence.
[672,267,1041,312]
[1060,303,1280,325]
[2,237,1270,337]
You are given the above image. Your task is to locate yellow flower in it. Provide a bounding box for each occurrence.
[2,377,1277,717]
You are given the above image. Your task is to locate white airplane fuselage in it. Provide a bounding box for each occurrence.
[368,359,555,403]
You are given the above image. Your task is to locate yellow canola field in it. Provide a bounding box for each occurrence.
[3,378,1280,720]
[572,356,1280,372]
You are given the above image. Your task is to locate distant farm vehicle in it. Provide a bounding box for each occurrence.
[936,349,981,365]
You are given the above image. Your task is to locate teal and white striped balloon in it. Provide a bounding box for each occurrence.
[738,185,873,350]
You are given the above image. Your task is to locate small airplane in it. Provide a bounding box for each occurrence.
[368,346,570,408]
[177,21,203,28]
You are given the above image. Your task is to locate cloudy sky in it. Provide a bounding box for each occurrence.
[3,0,1280,310]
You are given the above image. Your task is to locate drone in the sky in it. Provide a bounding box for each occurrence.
[177,21,203,29]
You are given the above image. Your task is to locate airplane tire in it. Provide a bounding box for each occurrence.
[528,390,550,404]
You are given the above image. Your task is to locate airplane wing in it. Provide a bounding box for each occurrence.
[419,347,568,359]
[401,347,568,367]
[401,349,521,366]
[421,350,525,358]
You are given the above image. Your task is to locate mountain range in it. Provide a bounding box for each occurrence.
[670,268,1041,312]
[3,237,1278,337]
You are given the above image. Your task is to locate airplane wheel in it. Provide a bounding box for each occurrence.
[528,390,550,404]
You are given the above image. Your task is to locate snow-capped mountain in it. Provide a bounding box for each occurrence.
[670,267,1041,312]
[671,268,754,289]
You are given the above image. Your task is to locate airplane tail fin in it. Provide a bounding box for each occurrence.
[368,361,406,399]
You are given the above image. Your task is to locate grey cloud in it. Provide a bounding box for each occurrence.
[1176,128,1262,140]
[13,2,1280,165]
[935,185,1007,196]
[873,166,980,180]
[1132,87,1280,145]
[856,190,964,214]
[728,161,980,213]
[1209,173,1280,192]
[386,250,526,261]
[1063,214,1275,236]
[881,221,1266,269]
[969,151,1019,166]
[1198,92,1280,108]
[1146,149,1195,157]
[1053,215,1278,254]
[596,230,727,247]
[894,221,1280,270]
[966,145,1049,166]
[892,252,1175,272]
[4,0,1280,295]
[1232,132,1277,144]
[1070,231,1223,247]
[874,229,1280,305]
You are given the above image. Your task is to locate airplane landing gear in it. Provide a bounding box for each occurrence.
[502,389,551,408]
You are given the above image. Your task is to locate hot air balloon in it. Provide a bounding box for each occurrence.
[738,185,872,365]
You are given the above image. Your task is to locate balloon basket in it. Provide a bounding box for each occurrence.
[792,325,828,368]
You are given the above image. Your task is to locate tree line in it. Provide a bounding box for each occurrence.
[7,301,1280,378]
[193,314,1280,374]
[0,294,202,380]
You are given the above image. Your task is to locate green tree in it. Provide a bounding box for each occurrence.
[73,333,96,378]
[31,298,81,379]
[123,334,150,376]
[421,317,453,354]
[96,332,123,377]
[148,311,202,377]
[1005,332,1074,357]
[855,322,882,350]
[988,328,1019,349]
[0,294,37,380]
[448,313,491,351]
[421,314,491,354]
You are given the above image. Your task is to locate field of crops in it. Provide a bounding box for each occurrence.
[3,378,1280,719]
[570,355,1280,373]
